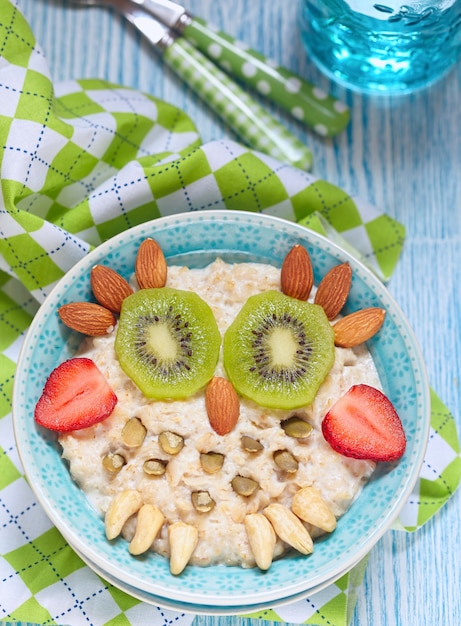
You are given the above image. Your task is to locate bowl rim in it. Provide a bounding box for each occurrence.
[12,210,431,608]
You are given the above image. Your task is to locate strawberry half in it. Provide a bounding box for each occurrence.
[34,357,118,432]
[321,384,406,462]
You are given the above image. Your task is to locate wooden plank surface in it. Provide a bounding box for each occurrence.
[16,1,461,624]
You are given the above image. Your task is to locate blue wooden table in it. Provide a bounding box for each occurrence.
[15,1,461,624]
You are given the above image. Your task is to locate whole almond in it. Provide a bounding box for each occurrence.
[90,265,133,313]
[58,302,116,336]
[135,238,167,289]
[281,244,313,301]
[205,377,240,435]
[333,307,386,348]
[314,262,352,320]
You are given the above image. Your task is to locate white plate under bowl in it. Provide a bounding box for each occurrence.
[13,210,430,609]
[70,537,365,616]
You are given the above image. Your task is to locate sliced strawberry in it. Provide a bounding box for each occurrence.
[321,384,406,462]
[34,357,117,432]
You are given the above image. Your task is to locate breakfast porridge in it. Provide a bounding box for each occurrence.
[58,257,383,570]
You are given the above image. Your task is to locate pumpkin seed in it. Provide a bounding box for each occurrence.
[191,490,216,513]
[273,449,298,473]
[121,417,147,447]
[241,435,264,453]
[159,431,184,455]
[281,416,313,439]
[143,458,167,476]
[102,452,126,473]
[200,451,224,474]
[231,475,259,497]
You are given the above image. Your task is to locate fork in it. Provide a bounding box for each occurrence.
[67,0,314,170]
[140,0,350,138]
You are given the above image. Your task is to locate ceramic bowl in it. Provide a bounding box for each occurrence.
[13,210,430,611]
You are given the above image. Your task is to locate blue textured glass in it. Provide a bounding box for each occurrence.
[300,0,461,94]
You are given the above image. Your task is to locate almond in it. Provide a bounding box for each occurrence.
[333,307,386,348]
[58,302,116,336]
[314,262,352,320]
[90,265,133,313]
[280,244,313,301]
[135,238,167,289]
[205,376,240,435]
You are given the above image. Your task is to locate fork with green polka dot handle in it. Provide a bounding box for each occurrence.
[71,0,314,170]
[163,37,313,170]
[142,0,350,137]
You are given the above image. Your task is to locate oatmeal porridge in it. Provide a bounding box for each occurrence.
[59,258,380,569]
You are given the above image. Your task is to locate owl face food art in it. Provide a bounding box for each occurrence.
[34,238,406,574]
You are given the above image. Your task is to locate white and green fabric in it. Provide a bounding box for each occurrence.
[0,1,460,625]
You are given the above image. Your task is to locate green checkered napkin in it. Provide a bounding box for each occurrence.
[1,1,460,624]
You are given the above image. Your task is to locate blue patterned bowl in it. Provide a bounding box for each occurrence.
[13,211,430,610]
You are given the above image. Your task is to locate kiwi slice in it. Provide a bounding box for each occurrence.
[223,291,334,409]
[115,288,221,399]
